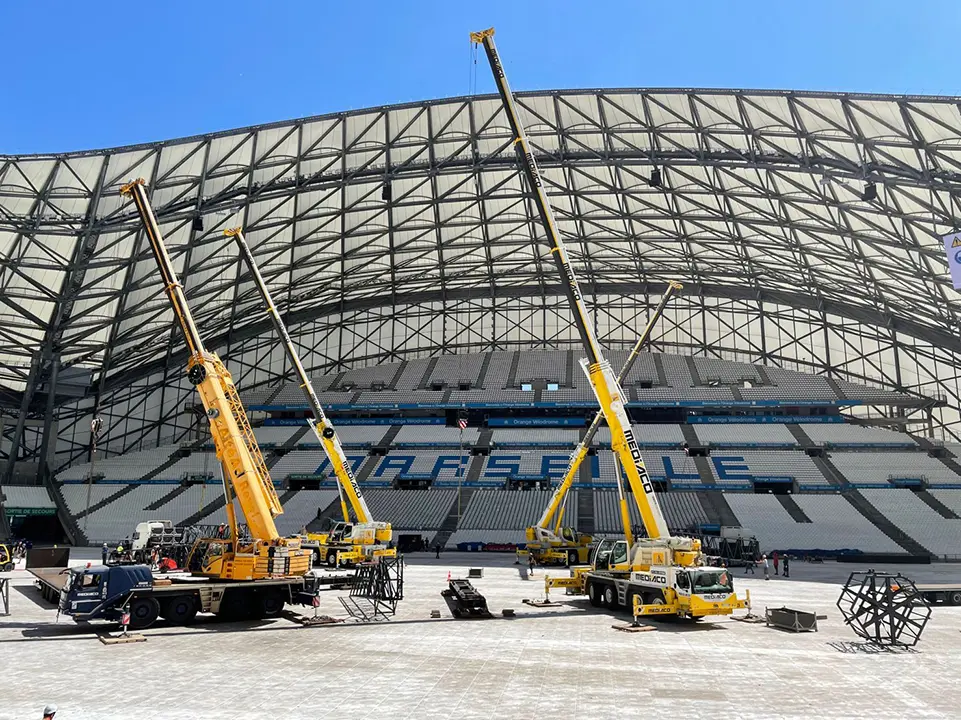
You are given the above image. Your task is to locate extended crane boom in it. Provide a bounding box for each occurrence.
[121,179,308,581]
[471,28,669,539]
[227,228,373,523]
[227,227,393,567]
[532,282,682,546]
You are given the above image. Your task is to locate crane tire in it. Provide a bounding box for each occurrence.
[258,589,286,618]
[602,584,618,609]
[587,580,603,607]
[949,591,961,606]
[326,550,338,568]
[1,562,13,572]
[567,551,577,566]
[161,595,197,625]
[128,596,160,629]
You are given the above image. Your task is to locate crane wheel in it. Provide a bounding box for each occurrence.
[602,585,618,609]
[1,562,13,572]
[326,550,338,568]
[950,591,961,606]
[587,580,603,607]
[218,588,253,621]
[161,595,197,625]
[128,596,160,629]
[258,589,286,618]
[567,551,577,566]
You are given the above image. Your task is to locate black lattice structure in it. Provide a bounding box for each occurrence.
[837,570,931,647]
[4,88,961,477]
[339,555,404,621]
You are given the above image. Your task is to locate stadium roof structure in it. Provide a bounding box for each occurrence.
[3,87,961,452]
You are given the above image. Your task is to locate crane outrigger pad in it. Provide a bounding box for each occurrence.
[522,598,562,608]
[612,623,657,633]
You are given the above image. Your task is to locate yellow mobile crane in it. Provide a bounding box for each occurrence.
[522,281,681,566]
[227,227,394,568]
[121,179,311,583]
[471,29,748,620]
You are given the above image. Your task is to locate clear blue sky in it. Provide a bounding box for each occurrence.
[2,1,959,154]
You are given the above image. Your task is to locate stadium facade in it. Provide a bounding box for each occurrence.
[2,88,961,476]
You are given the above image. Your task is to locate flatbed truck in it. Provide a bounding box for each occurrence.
[38,563,347,629]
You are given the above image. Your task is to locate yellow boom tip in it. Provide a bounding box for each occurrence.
[119,178,145,196]
[469,27,495,43]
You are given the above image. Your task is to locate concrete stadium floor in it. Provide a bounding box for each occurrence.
[3,549,961,720]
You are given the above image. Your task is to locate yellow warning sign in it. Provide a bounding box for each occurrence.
[953,237,961,248]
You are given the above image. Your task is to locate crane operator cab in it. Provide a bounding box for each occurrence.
[187,539,231,574]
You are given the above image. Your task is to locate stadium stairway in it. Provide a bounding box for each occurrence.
[912,434,961,479]
[388,362,406,390]
[915,490,961,520]
[824,377,848,400]
[475,352,493,389]
[565,350,575,388]
[577,438,595,534]
[775,495,812,523]
[754,365,773,385]
[178,495,225,529]
[506,351,521,388]
[74,484,138,520]
[816,454,930,554]
[431,487,477,550]
[307,496,343,533]
[786,424,815,448]
[652,354,668,386]
[698,492,739,528]
[811,456,845,488]
[843,489,932,556]
[355,456,381,483]
[49,483,82,545]
[680,425,700,447]
[139,448,188,482]
[380,425,403,448]
[576,486,595,535]
[417,358,439,389]
[144,485,189,512]
[685,356,703,386]
[277,488,300,506]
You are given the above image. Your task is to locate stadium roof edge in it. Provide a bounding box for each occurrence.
[5,86,961,159]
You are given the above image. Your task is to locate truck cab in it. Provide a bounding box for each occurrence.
[60,564,154,623]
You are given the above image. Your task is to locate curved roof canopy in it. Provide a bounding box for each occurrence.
[2,88,961,397]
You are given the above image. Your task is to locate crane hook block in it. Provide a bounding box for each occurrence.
[322,427,336,439]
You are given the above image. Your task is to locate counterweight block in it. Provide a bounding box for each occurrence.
[836,570,931,647]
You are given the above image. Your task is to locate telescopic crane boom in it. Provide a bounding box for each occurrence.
[470,28,670,540]
[227,228,393,567]
[472,29,750,621]
[526,281,681,563]
[121,179,309,581]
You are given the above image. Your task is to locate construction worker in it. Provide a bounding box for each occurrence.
[528,551,536,577]
[772,550,779,576]
[116,544,124,564]
[101,543,108,565]
[783,554,790,578]
[43,703,57,719]
[761,554,770,581]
